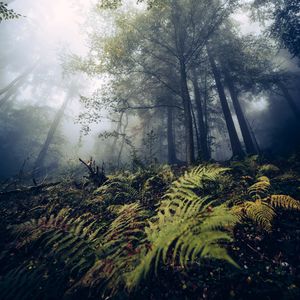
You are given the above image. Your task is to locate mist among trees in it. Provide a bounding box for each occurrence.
[0,0,300,299]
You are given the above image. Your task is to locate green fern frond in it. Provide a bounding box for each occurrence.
[126,165,237,290]
[0,209,106,300]
[258,164,280,177]
[169,165,229,191]
[76,203,149,297]
[93,175,138,205]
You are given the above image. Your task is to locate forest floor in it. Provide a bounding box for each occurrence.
[0,155,300,300]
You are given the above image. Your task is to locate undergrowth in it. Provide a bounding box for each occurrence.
[0,157,300,299]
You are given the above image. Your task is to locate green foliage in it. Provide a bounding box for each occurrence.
[0,2,21,22]
[258,164,281,177]
[230,155,260,176]
[141,165,175,205]
[0,208,105,300]
[126,165,238,289]
[97,0,122,9]
[166,165,230,192]
[252,0,300,59]
[1,161,300,299]
[73,203,149,297]
[93,173,138,205]
[98,0,163,10]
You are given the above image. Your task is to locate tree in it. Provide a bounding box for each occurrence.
[191,68,210,160]
[0,1,21,22]
[0,64,36,108]
[79,0,238,164]
[209,27,259,155]
[252,0,300,59]
[207,48,245,158]
[33,80,80,180]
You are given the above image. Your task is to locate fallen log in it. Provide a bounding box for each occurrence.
[0,181,61,199]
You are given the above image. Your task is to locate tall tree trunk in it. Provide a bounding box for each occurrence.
[0,64,35,96]
[223,69,257,155]
[203,70,211,157]
[33,95,70,179]
[117,113,129,168]
[0,65,35,108]
[191,102,201,158]
[167,106,177,164]
[277,81,300,121]
[0,82,19,108]
[179,60,195,164]
[207,50,244,158]
[191,70,210,160]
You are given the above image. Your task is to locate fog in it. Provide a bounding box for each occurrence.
[0,0,109,178]
[1,0,300,180]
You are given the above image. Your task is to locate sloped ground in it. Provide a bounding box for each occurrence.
[0,156,300,300]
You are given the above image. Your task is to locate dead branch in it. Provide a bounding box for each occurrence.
[79,157,107,187]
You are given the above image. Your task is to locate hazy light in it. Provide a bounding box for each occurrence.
[249,97,269,112]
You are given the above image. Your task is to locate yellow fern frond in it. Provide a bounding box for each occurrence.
[248,176,271,199]
[267,195,300,210]
[231,205,245,222]
[244,200,275,232]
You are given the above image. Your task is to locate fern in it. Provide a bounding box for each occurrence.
[232,176,300,231]
[93,174,138,205]
[141,166,175,206]
[74,203,149,297]
[0,260,68,300]
[243,200,275,232]
[267,195,300,210]
[169,165,229,191]
[248,176,270,199]
[126,165,238,290]
[258,164,280,177]
[0,209,106,300]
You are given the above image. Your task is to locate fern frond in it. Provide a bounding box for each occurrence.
[170,165,230,191]
[244,200,275,232]
[248,176,271,199]
[258,164,280,177]
[126,165,237,290]
[93,175,138,205]
[1,209,106,300]
[76,203,149,297]
[267,195,300,210]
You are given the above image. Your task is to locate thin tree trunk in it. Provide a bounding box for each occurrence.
[33,96,70,179]
[191,102,201,158]
[117,113,129,168]
[179,60,195,164]
[191,69,210,160]
[207,49,244,158]
[111,112,124,159]
[247,119,261,154]
[223,69,257,155]
[203,70,211,157]
[277,81,300,121]
[0,64,35,97]
[0,82,19,108]
[167,106,177,164]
